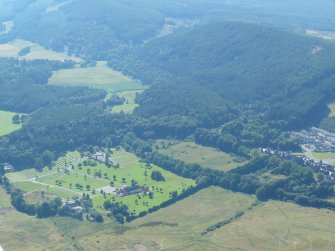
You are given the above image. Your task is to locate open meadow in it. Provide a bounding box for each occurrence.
[327,103,335,117]
[2,183,335,251]
[209,200,335,251]
[305,29,335,41]
[0,188,75,251]
[311,152,335,160]
[155,140,247,172]
[0,110,22,136]
[0,39,81,62]
[111,90,143,114]
[76,186,257,251]
[49,61,144,92]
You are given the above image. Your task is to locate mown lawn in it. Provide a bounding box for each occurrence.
[9,148,196,216]
[312,151,335,160]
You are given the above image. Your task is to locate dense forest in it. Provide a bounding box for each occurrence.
[3,0,335,59]
[7,0,164,59]
[109,22,335,129]
[0,58,105,113]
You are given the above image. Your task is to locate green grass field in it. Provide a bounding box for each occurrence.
[209,200,335,251]
[0,39,81,62]
[62,149,195,215]
[111,90,143,114]
[0,110,22,137]
[90,159,195,215]
[155,140,247,172]
[327,103,335,117]
[311,152,335,160]
[47,172,110,192]
[6,167,58,182]
[12,181,47,193]
[77,187,256,250]
[8,148,195,216]
[0,188,74,251]
[2,184,335,251]
[49,61,144,92]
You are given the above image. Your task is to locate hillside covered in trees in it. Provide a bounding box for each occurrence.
[109,22,335,129]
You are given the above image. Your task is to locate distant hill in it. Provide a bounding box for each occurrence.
[3,0,335,60]
[109,22,335,128]
[8,0,164,59]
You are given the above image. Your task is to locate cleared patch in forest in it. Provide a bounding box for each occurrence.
[111,90,143,114]
[0,110,23,137]
[49,61,144,92]
[0,39,81,62]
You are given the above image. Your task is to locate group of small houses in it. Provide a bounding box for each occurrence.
[91,151,118,167]
[261,148,335,182]
[63,197,96,221]
[65,198,84,214]
[291,127,335,152]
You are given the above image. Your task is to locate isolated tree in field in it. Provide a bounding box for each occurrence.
[12,114,20,124]
[20,114,27,123]
[131,179,137,186]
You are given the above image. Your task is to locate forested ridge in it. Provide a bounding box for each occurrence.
[109,22,335,128]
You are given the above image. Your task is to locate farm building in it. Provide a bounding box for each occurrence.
[92,152,107,163]
[4,163,14,173]
[116,185,147,197]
